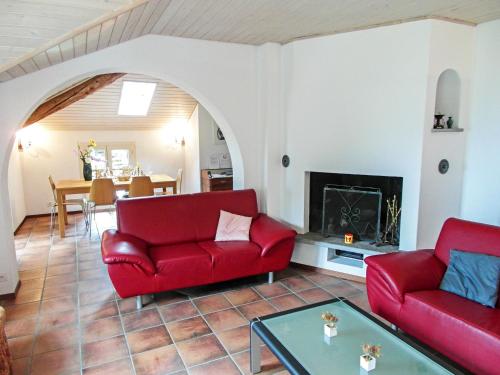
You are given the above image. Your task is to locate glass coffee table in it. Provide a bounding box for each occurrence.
[250,298,470,374]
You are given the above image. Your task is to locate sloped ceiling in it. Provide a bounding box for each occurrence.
[1,0,500,82]
[37,73,197,130]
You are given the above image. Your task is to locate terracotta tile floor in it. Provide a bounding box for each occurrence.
[3,212,371,375]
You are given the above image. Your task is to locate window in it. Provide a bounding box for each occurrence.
[78,142,136,178]
[118,81,156,116]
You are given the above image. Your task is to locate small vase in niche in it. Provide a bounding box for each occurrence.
[83,162,92,181]
[446,116,454,129]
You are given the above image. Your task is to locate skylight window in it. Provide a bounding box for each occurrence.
[118,81,157,116]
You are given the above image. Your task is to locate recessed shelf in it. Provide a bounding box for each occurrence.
[431,128,464,133]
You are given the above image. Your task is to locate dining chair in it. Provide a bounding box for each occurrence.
[48,175,88,235]
[175,168,183,194]
[129,176,154,198]
[86,178,116,237]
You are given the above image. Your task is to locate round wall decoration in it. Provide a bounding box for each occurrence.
[282,155,290,168]
[438,159,449,174]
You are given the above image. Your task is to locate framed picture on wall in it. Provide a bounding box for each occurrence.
[212,122,226,145]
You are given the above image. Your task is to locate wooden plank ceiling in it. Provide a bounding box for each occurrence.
[37,73,197,130]
[2,0,500,82]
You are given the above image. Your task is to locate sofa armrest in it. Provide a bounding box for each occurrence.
[365,250,446,303]
[250,214,297,256]
[101,230,156,274]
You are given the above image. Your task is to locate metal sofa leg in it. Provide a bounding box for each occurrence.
[268,272,274,284]
[136,295,143,310]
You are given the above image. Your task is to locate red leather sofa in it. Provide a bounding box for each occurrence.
[101,189,296,308]
[365,218,500,375]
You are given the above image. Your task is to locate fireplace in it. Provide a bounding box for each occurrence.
[309,172,403,245]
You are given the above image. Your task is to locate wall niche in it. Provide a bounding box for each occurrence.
[433,69,463,132]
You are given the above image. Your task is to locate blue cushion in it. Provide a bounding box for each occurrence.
[440,249,500,308]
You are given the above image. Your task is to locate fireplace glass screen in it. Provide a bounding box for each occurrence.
[322,184,382,241]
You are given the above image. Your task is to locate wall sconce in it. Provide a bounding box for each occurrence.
[17,125,39,153]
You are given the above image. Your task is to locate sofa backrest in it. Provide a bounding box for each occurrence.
[435,218,500,265]
[116,189,258,246]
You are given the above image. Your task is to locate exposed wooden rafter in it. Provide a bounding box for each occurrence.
[24,73,125,127]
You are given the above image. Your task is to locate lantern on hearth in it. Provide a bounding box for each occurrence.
[344,233,354,244]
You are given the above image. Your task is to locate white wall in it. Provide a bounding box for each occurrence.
[18,125,184,215]
[462,20,500,225]
[198,105,231,170]
[0,34,261,293]
[8,140,26,230]
[183,105,201,193]
[417,21,474,248]
[279,21,432,250]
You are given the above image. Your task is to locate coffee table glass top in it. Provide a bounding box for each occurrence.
[259,299,455,374]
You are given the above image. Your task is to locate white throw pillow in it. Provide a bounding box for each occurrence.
[215,210,252,241]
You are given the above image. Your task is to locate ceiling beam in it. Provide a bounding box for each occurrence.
[24,73,125,127]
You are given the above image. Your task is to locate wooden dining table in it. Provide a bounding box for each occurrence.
[54,174,176,238]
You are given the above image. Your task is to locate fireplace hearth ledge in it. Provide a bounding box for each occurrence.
[297,232,398,255]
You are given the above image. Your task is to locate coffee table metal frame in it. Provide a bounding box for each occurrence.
[250,297,471,375]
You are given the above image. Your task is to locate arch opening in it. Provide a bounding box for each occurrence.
[434,69,461,130]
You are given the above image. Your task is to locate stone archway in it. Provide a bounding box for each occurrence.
[0,34,257,294]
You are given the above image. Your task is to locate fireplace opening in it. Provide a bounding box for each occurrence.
[309,172,403,246]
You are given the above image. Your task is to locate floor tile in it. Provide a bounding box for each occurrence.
[122,308,162,332]
[17,277,44,291]
[323,281,364,298]
[38,309,78,330]
[18,268,46,281]
[79,288,115,306]
[31,346,80,375]
[193,294,232,314]
[254,282,290,298]
[296,287,334,303]
[117,298,140,314]
[224,288,261,306]
[126,325,173,354]
[204,308,247,332]
[82,316,123,343]
[83,335,129,368]
[83,358,134,375]
[167,316,211,342]
[8,335,34,359]
[40,295,77,313]
[233,347,284,375]
[80,301,119,322]
[237,300,277,320]
[4,302,39,321]
[11,357,30,375]
[189,356,241,375]
[159,301,198,323]
[4,318,37,339]
[269,294,305,311]
[176,334,226,367]
[33,325,78,354]
[216,325,249,353]
[280,276,315,292]
[132,345,185,375]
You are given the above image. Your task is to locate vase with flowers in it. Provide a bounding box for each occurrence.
[360,344,382,371]
[321,311,339,337]
[78,139,97,181]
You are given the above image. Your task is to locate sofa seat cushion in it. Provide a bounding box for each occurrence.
[149,243,213,286]
[198,241,261,282]
[400,290,500,375]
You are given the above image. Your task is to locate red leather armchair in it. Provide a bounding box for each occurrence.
[365,218,500,375]
[101,189,296,308]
